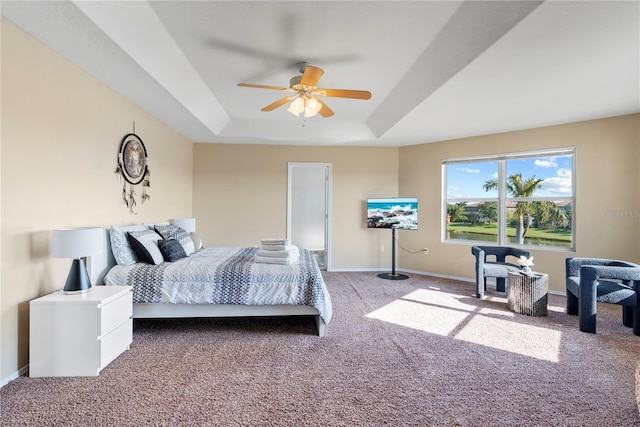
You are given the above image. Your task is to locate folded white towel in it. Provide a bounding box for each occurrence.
[260,244,289,251]
[257,246,299,258]
[261,238,290,245]
[255,254,299,265]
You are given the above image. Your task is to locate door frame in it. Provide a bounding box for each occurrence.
[287,162,332,271]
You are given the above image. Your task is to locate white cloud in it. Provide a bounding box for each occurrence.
[540,168,572,195]
[456,167,480,174]
[447,192,464,198]
[535,158,558,168]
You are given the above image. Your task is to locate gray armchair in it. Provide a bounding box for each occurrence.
[471,246,531,298]
[566,257,640,336]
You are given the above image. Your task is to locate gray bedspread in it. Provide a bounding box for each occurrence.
[104,247,332,324]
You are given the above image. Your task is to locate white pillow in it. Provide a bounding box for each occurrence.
[110,224,149,265]
[127,230,164,265]
[190,232,203,250]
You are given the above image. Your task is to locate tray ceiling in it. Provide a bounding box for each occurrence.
[2,1,638,146]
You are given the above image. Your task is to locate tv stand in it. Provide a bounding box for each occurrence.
[377,227,409,280]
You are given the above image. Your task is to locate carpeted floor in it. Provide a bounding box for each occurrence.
[637,361,640,414]
[1,272,639,426]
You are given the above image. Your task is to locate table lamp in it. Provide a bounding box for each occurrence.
[50,227,105,294]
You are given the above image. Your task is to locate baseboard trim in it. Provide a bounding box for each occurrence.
[327,267,473,281]
[327,267,382,273]
[1,365,28,389]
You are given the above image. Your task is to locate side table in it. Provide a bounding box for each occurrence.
[30,286,132,377]
[507,271,548,316]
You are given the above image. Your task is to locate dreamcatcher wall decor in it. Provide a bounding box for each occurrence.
[115,130,150,214]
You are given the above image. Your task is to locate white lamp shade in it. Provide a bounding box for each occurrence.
[170,218,196,233]
[287,97,305,116]
[304,97,322,118]
[50,227,105,259]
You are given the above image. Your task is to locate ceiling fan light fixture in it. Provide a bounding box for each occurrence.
[238,64,370,119]
[304,97,322,118]
[287,97,305,116]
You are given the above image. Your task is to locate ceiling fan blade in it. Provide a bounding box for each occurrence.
[237,83,288,91]
[261,96,294,112]
[300,65,324,87]
[319,88,372,100]
[317,99,334,117]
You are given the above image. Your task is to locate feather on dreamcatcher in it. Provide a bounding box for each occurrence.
[115,132,150,214]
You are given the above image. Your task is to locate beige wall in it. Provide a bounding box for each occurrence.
[398,114,640,292]
[193,144,399,270]
[194,116,639,291]
[1,20,193,381]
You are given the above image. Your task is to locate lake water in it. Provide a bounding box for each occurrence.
[448,231,572,248]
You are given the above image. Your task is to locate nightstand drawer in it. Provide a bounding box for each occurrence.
[100,318,132,370]
[99,289,132,336]
[30,286,132,377]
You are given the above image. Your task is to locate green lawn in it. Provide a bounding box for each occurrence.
[447,222,572,242]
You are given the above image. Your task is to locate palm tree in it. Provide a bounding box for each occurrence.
[477,201,498,223]
[533,201,570,230]
[483,173,543,243]
[447,201,467,223]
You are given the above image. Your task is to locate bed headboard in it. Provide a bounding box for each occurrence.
[89,228,117,285]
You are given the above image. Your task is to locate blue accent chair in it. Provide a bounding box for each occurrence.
[471,246,531,298]
[565,257,640,336]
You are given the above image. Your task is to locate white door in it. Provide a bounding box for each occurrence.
[287,162,331,270]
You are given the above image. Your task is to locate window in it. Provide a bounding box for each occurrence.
[444,148,574,250]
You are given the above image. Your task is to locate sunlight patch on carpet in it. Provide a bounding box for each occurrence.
[366,289,561,362]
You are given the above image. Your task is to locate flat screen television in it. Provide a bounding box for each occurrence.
[367,197,418,230]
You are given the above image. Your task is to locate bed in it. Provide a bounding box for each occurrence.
[90,226,332,336]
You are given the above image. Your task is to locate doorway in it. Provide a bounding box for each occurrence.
[287,162,331,270]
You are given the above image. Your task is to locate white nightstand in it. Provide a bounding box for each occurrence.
[29,285,133,377]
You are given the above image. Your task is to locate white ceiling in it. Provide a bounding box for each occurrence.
[2,1,639,147]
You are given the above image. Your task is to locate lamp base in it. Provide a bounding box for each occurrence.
[377,272,410,280]
[64,288,91,295]
[63,258,92,294]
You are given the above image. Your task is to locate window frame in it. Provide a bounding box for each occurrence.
[442,148,575,251]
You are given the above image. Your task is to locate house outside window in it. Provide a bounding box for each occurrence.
[443,148,575,250]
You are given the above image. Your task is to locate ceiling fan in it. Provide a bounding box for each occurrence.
[237,63,371,118]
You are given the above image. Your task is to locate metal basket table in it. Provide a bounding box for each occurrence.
[507,271,548,316]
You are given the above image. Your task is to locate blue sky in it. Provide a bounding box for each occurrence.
[447,155,573,199]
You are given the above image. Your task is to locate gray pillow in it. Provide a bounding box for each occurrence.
[154,224,195,256]
[158,239,187,262]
